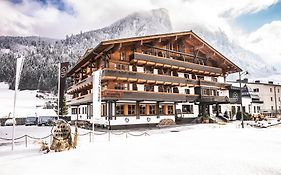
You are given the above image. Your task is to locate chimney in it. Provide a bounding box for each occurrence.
[255,80,260,83]
[268,81,274,84]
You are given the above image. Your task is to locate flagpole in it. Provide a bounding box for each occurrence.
[12,56,24,151]
[11,82,17,151]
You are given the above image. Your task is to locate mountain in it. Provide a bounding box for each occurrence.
[189,26,281,81]
[0,8,279,92]
[0,8,172,91]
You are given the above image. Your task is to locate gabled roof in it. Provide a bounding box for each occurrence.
[68,30,242,75]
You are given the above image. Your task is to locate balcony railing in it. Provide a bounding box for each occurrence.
[130,52,222,76]
[103,89,199,102]
[66,93,92,106]
[199,96,229,104]
[67,76,92,94]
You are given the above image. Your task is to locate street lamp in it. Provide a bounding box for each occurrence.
[239,71,248,128]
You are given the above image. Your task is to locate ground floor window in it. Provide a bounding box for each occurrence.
[182,105,193,114]
[101,104,107,116]
[139,104,146,115]
[159,105,164,115]
[168,105,174,115]
[71,108,77,115]
[149,104,156,115]
[116,104,124,115]
[128,104,136,115]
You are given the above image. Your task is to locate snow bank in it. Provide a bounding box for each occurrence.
[0,82,45,118]
[1,122,281,175]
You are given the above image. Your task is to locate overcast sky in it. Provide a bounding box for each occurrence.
[0,0,281,64]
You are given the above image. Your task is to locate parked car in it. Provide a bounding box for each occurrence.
[25,117,38,126]
[5,119,16,126]
[38,116,58,126]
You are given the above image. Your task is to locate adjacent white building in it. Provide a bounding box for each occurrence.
[229,79,281,117]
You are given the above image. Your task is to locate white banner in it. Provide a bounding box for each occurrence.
[12,56,25,150]
[92,70,102,125]
[15,56,24,89]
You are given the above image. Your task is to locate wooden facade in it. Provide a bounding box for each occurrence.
[66,31,241,128]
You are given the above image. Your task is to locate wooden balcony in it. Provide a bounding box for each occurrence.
[66,93,92,106]
[67,90,200,105]
[199,96,230,104]
[103,69,197,86]
[130,52,223,76]
[67,76,92,94]
[67,69,229,95]
[101,90,199,102]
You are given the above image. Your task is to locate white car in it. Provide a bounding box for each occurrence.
[5,119,16,126]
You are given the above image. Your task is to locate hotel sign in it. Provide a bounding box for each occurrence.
[92,70,102,125]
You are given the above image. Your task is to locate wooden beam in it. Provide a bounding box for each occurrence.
[194,44,205,50]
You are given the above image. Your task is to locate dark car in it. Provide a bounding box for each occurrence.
[38,116,58,126]
[25,117,38,126]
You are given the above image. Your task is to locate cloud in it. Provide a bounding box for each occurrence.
[241,20,281,64]
[0,0,280,64]
[0,0,278,38]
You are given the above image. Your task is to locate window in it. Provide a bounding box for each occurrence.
[279,97,281,101]
[211,77,218,82]
[271,97,273,101]
[257,106,261,112]
[185,89,190,94]
[149,105,156,115]
[270,88,273,92]
[71,108,77,115]
[271,106,274,110]
[158,85,164,92]
[163,68,171,76]
[144,66,153,74]
[139,104,146,115]
[197,75,204,80]
[167,105,174,115]
[120,52,125,61]
[101,104,107,116]
[144,84,154,92]
[128,105,136,115]
[253,88,259,92]
[116,104,124,115]
[191,74,196,79]
[172,71,178,77]
[182,105,193,114]
[159,105,164,115]
[254,106,256,113]
[164,86,172,93]
[132,65,137,71]
[184,73,189,78]
[278,89,280,93]
[114,63,127,70]
[114,82,127,90]
[132,83,138,91]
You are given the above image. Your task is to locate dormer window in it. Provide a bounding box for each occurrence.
[120,52,125,61]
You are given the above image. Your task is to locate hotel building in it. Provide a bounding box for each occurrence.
[66,31,241,129]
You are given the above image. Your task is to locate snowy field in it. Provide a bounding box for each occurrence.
[1,122,281,175]
[0,82,44,118]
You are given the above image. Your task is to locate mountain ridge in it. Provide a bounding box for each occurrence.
[0,8,279,91]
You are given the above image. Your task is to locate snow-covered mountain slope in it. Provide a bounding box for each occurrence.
[0,8,279,91]
[0,8,172,91]
[189,26,280,81]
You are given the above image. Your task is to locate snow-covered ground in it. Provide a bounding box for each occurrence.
[0,82,54,118]
[1,121,281,175]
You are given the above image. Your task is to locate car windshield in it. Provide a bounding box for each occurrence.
[26,117,37,122]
